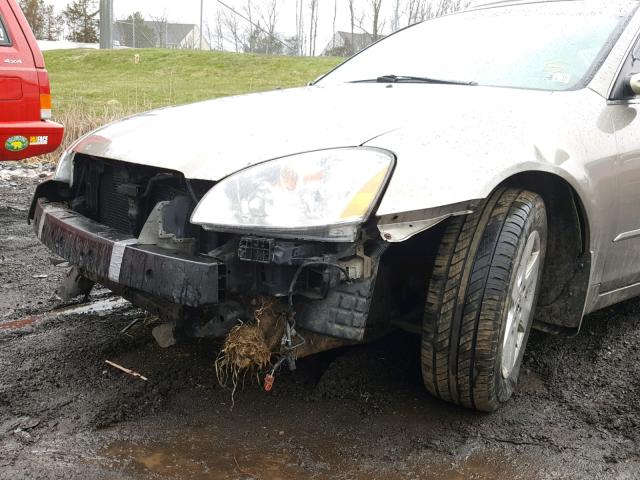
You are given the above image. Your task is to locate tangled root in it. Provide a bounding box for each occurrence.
[214,297,287,403]
[216,323,271,375]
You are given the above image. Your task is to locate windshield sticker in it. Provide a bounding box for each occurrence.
[5,136,29,152]
[551,72,572,84]
[544,62,567,73]
[30,136,49,146]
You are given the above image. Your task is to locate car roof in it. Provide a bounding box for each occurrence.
[469,0,638,10]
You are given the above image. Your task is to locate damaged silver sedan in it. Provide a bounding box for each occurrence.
[30,0,640,411]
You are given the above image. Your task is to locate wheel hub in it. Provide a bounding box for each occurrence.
[501,230,541,379]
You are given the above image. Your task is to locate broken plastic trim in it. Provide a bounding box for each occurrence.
[376,199,482,242]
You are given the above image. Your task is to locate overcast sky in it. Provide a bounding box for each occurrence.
[45,0,479,51]
[44,1,374,49]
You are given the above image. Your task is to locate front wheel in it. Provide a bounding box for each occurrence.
[422,188,547,412]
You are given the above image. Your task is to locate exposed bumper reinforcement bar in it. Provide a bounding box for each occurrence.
[33,199,223,307]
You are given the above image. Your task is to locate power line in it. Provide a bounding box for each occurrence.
[212,0,294,52]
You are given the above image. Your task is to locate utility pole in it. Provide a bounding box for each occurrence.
[99,0,114,49]
[199,0,204,50]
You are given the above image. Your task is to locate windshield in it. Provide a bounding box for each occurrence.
[317,1,637,91]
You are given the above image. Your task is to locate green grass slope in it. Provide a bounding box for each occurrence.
[45,49,342,115]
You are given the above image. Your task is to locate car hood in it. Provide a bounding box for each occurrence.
[73,83,555,181]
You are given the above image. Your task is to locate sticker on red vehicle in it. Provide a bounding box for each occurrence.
[30,136,49,146]
[5,136,29,152]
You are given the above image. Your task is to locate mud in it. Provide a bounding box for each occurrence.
[1,160,640,479]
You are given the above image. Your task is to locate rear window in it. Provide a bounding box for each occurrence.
[0,16,10,46]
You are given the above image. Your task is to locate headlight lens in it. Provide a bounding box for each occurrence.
[191,148,394,242]
[53,148,75,185]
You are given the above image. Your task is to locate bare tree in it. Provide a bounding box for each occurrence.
[223,10,242,52]
[331,0,338,50]
[214,9,225,51]
[260,0,279,55]
[369,0,384,41]
[406,0,425,25]
[243,0,255,53]
[213,0,287,55]
[390,0,402,32]
[149,12,168,48]
[406,0,470,25]
[204,20,214,50]
[294,0,301,55]
[308,0,318,56]
[348,0,356,50]
[343,0,368,55]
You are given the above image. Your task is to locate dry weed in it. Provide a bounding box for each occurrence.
[214,298,288,404]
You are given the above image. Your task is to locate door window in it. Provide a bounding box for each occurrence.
[0,16,10,46]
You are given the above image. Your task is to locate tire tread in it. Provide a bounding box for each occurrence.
[421,189,546,411]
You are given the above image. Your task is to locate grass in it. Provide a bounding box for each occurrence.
[46,48,341,114]
[41,48,342,162]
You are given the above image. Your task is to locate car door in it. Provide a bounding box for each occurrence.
[0,0,39,124]
[600,36,640,292]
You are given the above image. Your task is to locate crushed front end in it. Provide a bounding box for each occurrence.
[30,150,395,357]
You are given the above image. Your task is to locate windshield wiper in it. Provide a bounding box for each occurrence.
[352,75,477,86]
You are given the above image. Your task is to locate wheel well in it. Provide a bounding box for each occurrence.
[380,171,591,335]
[500,172,591,333]
[379,220,448,334]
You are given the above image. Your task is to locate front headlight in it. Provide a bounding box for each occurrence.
[53,148,76,185]
[191,148,394,242]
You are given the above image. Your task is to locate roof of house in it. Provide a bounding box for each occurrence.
[144,21,197,46]
[322,31,383,55]
[114,21,200,47]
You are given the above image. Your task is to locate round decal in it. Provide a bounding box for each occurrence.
[5,136,29,152]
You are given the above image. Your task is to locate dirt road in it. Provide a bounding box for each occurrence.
[1,161,639,479]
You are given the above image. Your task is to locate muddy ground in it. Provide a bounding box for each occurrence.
[1,160,639,480]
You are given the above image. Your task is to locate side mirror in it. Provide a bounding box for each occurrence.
[629,73,640,95]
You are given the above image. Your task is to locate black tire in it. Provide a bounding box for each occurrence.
[422,188,547,412]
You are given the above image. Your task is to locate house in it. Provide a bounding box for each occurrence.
[114,21,210,50]
[321,31,384,56]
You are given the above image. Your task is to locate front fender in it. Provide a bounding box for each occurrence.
[367,89,617,261]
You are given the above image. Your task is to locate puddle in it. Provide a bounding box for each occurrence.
[0,316,39,330]
[103,432,541,480]
[0,297,132,331]
[106,441,306,480]
[425,453,540,480]
[59,297,131,316]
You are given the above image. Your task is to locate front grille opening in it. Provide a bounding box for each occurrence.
[98,165,130,234]
[71,155,215,239]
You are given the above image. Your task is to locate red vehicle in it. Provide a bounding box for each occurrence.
[0,0,63,161]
